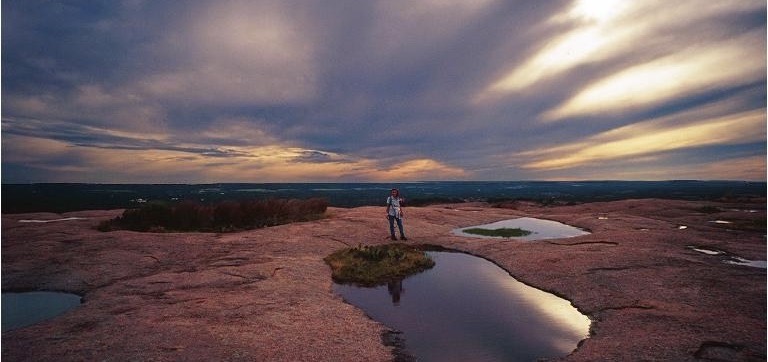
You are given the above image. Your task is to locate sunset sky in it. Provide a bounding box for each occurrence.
[2,0,766,183]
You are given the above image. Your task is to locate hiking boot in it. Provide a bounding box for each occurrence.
[400,236,408,241]
[390,235,397,241]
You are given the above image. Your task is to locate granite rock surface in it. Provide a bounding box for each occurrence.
[2,199,765,361]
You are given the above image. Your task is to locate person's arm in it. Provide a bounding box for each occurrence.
[398,197,404,217]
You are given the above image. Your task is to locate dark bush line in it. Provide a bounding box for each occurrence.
[98,197,329,232]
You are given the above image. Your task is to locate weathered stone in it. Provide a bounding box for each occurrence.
[2,199,765,361]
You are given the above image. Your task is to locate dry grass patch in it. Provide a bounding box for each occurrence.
[324,243,435,286]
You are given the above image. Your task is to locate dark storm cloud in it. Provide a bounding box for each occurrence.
[1,117,249,158]
[290,150,336,164]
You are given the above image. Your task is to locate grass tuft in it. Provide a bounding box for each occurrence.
[324,243,435,286]
[462,227,532,238]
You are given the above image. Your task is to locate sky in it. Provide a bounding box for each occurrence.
[2,0,766,183]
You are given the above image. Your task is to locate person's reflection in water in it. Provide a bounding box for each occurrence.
[387,279,404,305]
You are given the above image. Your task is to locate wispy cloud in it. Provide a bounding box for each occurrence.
[136,1,319,106]
[1,116,467,182]
[542,31,765,120]
[479,0,764,101]
[518,108,765,170]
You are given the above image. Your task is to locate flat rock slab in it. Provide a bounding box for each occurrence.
[2,199,765,361]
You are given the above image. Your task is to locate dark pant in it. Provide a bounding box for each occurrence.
[388,215,405,238]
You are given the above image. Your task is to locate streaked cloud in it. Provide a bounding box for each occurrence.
[481,0,631,97]
[1,116,467,182]
[2,0,765,182]
[518,108,765,170]
[479,0,764,101]
[542,31,765,120]
[137,1,318,106]
[536,154,767,182]
[362,159,468,181]
[369,0,498,61]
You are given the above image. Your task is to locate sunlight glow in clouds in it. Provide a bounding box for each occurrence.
[478,0,765,107]
[479,0,630,98]
[543,32,765,120]
[139,1,318,106]
[538,155,767,182]
[519,109,765,170]
[2,117,467,183]
[569,0,627,23]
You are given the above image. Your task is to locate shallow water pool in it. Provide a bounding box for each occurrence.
[334,251,591,361]
[689,246,767,269]
[453,217,590,241]
[2,291,82,332]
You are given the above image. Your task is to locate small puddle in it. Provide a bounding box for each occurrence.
[691,247,721,256]
[688,246,767,269]
[18,217,87,223]
[333,251,591,361]
[724,257,767,268]
[2,291,83,332]
[453,217,590,241]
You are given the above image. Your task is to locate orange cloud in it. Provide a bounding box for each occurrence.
[363,158,469,181]
[539,155,767,181]
[1,134,74,163]
[518,108,765,170]
[2,131,468,182]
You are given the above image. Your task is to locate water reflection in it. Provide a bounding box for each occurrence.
[453,217,590,241]
[689,246,767,269]
[334,251,591,361]
[2,291,82,332]
[725,257,767,268]
[387,279,404,305]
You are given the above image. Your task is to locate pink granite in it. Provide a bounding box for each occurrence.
[2,199,765,361]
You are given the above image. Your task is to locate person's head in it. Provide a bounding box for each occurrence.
[390,188,399,196]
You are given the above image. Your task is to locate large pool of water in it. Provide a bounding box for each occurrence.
[333,251,591,361]
[453,217,589,241]
[2,291,82,332]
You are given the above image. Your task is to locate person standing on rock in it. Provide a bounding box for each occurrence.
[386,188,407,241]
